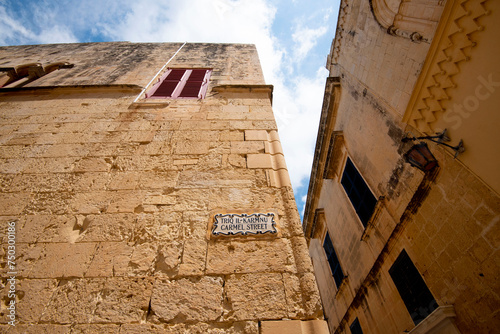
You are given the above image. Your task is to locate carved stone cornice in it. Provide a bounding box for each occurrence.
[371,0,445,43]
[403,0,489,134]
[328,0,353,69]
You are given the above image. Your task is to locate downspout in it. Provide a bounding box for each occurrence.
[132,41,187,103]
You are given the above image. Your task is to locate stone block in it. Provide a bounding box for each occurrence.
[264,141,284,155]
[245,130,268,141]
[143,194,176,206]
[76,213,135,242]
[173,141,210,155]
[10,173,75,193]
[271,154,287,170]
[173,159,199,165]
[30,242,97,278]
[41,278,153,324]
[70,192,112,214]
[92,278,153,323]
[206,239,295,274]
[151,276,224,322]
[106,190,146,213]
[172,130,219,142]
[178,239,207,276]
[138,171,178,190]
[0,279,58,323]
[119,324,168,334]
[1,243,40,277]
[2,324,71,333]
[283,273,324,319]
[224,273,288,320]
[223,105,251,114]
[23,191,73,215]
[268,130,280,141]
[0,193,29,215]
[127,243,158,276]
[71,324,120,334]
[208,111,274,121]
[290,236,314,273]
[247,154,272,169]
[73,172,109,191]
[260,320,302,334]
[85,242,133,277]
[0,158,28,174]
[261,320,329,334]
[155,241,183,276]
[230,141,265,154]
[123,130,156,143]
[40,279,103,323]
[107,172,140,190]
[17,215,75,243]
[220,130,245,141]
[73,157,111,172]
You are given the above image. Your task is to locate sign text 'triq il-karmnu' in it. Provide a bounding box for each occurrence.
[211,213,277,236]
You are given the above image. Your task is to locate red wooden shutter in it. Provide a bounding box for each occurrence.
[150,69,186,98]
[179,69,206,98]
[145,68,211,99]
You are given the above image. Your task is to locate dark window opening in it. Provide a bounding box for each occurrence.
[350,318,363,334]
[323,231,345,288]
[341,158,377,227]
[389,250,438,325]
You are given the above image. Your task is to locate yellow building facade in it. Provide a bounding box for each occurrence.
[303,0,499,333]
[0,42,328,333]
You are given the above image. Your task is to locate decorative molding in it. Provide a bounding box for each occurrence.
[404,0,489,134]
[371,0,445,42]
[329,0,353,67]
[310,208,325,240]
[323,132,345,180]
[329,0,445,69]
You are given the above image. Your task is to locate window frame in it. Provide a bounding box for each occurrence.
[389,249,438,325]
[323,231,345,289]
[340,157,378,228]
[145,68,212,99]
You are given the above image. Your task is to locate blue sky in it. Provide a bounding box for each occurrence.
[0,0,340,218]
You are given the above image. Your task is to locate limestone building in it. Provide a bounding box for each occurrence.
[303,0,499,333]
[0,42,329,333]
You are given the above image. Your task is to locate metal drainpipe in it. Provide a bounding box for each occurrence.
[132,41,187,103]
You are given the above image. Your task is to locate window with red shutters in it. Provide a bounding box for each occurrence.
[146,68,211,99]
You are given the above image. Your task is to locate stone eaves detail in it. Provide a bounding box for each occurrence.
[329,0,353,67]
[405,0,489,133]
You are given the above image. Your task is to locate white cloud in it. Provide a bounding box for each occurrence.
[292,25,328,62]
[0,5,35,45]
[36,25,78,44]
[0,4,77,45]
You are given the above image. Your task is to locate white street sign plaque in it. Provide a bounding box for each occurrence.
[211,212,277,236]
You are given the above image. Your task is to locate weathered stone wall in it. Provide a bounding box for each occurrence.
[328,0,439,116]
[306,0,499,333]
[0,43,326,333]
